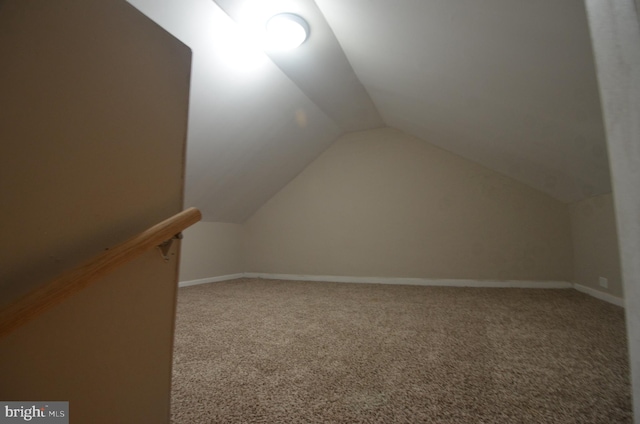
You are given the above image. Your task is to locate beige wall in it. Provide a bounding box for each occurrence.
[0,1,191,423]
[569,193,623,298]
[244,127,573,281]
[179,222,244,281]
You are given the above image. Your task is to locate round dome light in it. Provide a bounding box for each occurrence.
[265,13,309,51]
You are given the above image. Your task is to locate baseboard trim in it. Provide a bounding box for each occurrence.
[243,273,572,289]
[179,274,624,307]
[179,273,244,287]
[573,283,624,307]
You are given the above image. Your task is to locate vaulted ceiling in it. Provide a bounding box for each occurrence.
[128,0,610,223]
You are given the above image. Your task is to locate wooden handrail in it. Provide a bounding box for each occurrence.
[0,207,201,338]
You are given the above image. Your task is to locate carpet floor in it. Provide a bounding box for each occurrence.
[171,278,631,423]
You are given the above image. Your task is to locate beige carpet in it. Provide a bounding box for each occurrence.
[171,278,631,423]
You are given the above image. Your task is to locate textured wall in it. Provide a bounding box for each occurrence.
[569,193,623,297]
[179,222,244,281]
[0,1,191,422]
[244,127,573,282]
[585,0,640,419]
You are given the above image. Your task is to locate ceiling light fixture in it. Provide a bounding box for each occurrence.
[265,13,309,51]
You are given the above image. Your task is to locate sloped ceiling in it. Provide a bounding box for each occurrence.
[128,0,610,223]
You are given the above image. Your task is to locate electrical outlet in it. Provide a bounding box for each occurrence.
[599,277,609,289]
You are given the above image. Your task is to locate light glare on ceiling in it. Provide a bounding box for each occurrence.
[265,13,309,51]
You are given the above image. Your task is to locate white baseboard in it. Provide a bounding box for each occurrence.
[179,273,244,287]
[179,273,623,307]
[242,273,572,289]
[573,283,625,307]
